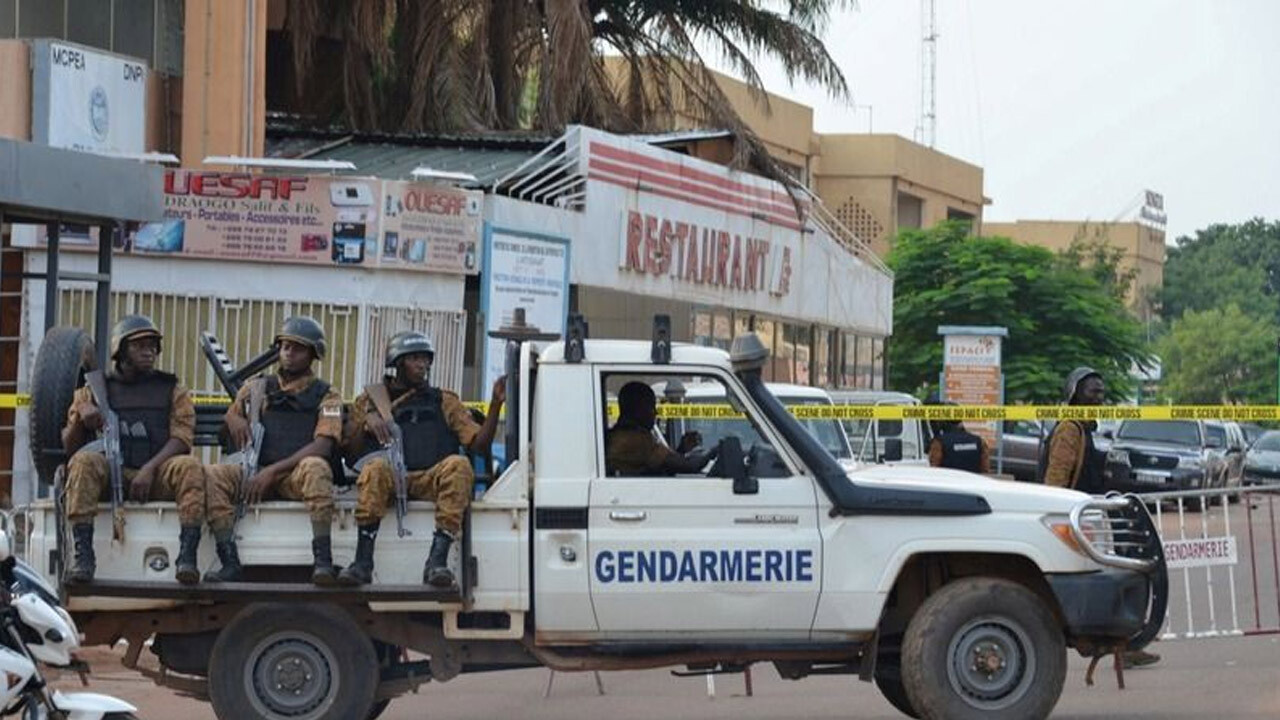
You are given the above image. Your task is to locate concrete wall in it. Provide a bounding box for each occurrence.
[181,0,267,165]
[0,40,29,141]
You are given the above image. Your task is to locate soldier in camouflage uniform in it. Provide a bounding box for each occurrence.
[61,315,205,584]
[203,317,344,585]
[338,331,505,587]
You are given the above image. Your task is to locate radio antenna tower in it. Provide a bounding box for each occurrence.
[917,0,938,148]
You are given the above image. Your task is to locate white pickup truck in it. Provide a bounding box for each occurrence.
[19,323,1167,720]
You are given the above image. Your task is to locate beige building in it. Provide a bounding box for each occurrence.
[985,220,1165,318]
[606,61,990,257]
[813,134,987,257]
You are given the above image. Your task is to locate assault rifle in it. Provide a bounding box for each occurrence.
[235,379,267,523]
[83,371,126,543]
[364,384,411,538]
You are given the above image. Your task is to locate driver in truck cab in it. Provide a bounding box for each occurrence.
[339,331,505,588]
[606,382,718,476]
[61,315,206,585]
[203,317,345,586]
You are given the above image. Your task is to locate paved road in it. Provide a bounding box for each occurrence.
[55,634,1280,719]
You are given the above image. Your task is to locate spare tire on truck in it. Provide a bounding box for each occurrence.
[28,326,97,491]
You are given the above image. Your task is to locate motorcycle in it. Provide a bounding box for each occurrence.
[0,530,138,719]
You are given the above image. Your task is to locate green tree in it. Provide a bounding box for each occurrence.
[1156,304,1278,404]
[1161,219,1280,323]
[888,222,1150,404]
[279,0,854,179]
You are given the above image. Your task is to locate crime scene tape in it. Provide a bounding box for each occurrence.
[6,392,1280,421]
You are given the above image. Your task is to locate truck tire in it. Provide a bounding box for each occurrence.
[873,637,919,718]
[366,699,391,719]
[28,326,97,488]
[874,673,919,718]
[208,603,378,720]
[900,578,1065,720]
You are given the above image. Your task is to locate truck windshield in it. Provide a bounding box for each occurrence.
[684,396,852,459]
[1118,420,1200,446]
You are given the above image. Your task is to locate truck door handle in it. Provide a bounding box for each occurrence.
[609,511,648,522]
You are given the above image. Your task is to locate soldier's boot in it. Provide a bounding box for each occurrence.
[423,530,455,588]
[174,526,202,585]
[311,535,339,587]
[337,525,378,586]
[202,539,243,583]
[67,523,96,584]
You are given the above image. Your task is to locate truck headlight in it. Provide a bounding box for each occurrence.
[1042,513,1113,557]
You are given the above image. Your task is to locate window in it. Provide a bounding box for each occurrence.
[601,372,778,477]
[67,0,111,48]
[897,192,924,230]
[754,318,776,381]
[872,338,885,390]
[856,336,873,389]
[842,333,858,388]
[814,329,831,388]
[18,0,62,37]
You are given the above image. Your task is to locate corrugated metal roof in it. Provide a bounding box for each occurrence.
[303,141,540,187]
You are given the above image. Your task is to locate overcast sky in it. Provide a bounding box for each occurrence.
[721,0,1280,242]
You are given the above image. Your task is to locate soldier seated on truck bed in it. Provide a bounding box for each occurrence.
[339,331,505,588]
[61,315,207,585]
[204,317,346,586]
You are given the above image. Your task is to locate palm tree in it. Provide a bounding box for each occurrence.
[282,0,854,179]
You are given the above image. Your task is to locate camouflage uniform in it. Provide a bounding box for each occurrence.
[63,382,203,524]
[344,386,477,536]
[205,371,343,532]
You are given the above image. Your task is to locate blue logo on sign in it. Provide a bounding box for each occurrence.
[89,86,109,141]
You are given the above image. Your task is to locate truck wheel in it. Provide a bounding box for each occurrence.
[208,603,377,720]
[873,637,919,718]
[366,699,391,719]
[901,578,1065,720]
[874,673,919,718]
[28,326,97,488]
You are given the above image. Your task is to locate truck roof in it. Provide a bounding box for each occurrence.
[828,389,920,406]
[537,340,734,369]
[683,382,833,402]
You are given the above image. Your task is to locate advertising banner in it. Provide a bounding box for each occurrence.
[378,180,482,274]
[32,40,147,154]
[481,227,570,393]
[15,170,483,276]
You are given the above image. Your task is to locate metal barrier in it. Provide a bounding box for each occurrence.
[1134,484,1280,640]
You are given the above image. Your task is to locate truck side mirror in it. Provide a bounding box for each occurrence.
[880,438,903,463]
[713,437,757,495]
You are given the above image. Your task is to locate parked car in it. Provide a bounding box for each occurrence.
[1094,420,1121,453]
[828,389,926,466]
[1105,419,1224,507]
[1243,430,1280,486]
[999,420,1045,481]
[1239,423,1267,448]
